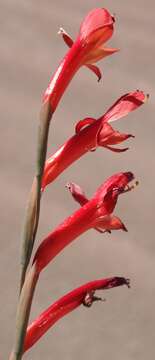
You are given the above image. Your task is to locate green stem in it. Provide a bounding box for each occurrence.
[9,100,53,360]
[20,100,53,291]
[9,265,39,360]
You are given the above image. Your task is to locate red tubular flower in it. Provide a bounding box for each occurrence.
[24,276,130,352]
[43,8,117,111]
[42,91,146,190]
[33,171,135,274]
[65,182,127,233]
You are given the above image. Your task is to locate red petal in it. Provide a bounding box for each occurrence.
[75,117,96,134]
[95,172,134,202]
[80,8,114,45]
[101,91,147,123]
[105,145,129,152]
[85,46,119,64]
[98,121,134,147]
[66,182,88,206]
[86,63,102,81]
[58,27,74,48]
[95,215,127,232]
[58,28,102,81]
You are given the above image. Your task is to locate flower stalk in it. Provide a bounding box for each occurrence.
[20,100,53,290]
[9,265,38,360]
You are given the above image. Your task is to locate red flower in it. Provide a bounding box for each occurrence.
[43,8,117,111]
[65,182,128,234]
[33,172,135,274]
[42,91,146,190]
[24,276,130,352]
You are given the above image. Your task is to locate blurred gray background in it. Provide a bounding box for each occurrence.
[1,1,155,359]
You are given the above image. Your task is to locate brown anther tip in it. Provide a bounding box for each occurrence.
[143,93,149,103]
[111,13,116,22]
[83,292,93,307]
[135,180,139,186]
[58,27,65,35]
[65,182,71,189]
[122,224,128,232]
[125,278,131,288]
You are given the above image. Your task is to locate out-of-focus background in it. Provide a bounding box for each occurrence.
[1,1,155,359]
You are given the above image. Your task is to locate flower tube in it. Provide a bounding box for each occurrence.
[24,276,130,352]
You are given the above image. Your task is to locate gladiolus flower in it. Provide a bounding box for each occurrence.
[43,8,117,112]
[33,171,135,274]
[24,276,130,352]
[42,91,146,190]
[65,181,128,234]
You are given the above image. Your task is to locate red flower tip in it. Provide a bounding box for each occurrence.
[95,171,134,201]
[79,8,117,66]
[108,277,130,289]
[94,171,135,214]
[102,90,147,123]
[124,171,134,183]
[79,8,114,45]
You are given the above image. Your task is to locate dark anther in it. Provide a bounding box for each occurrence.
[125,278,131,288]
[83,291,105,307]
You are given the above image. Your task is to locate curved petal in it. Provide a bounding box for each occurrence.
[66,182,88,206]
[58,28,103,81]
[105,145,129,152]
[75,117,96,134]
[98,122,134,147]
[95,214,128,232]
[94,172,134,202]
[86,63,102,81]
[80,8,114,46]
[84,46,119,64]
[101,91,147,123]
[58,27,74,47]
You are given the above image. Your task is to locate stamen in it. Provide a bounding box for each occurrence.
[123,180,139,193]
[83,291,105,307]
[125,278,131,288]
[58,27,65,35]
